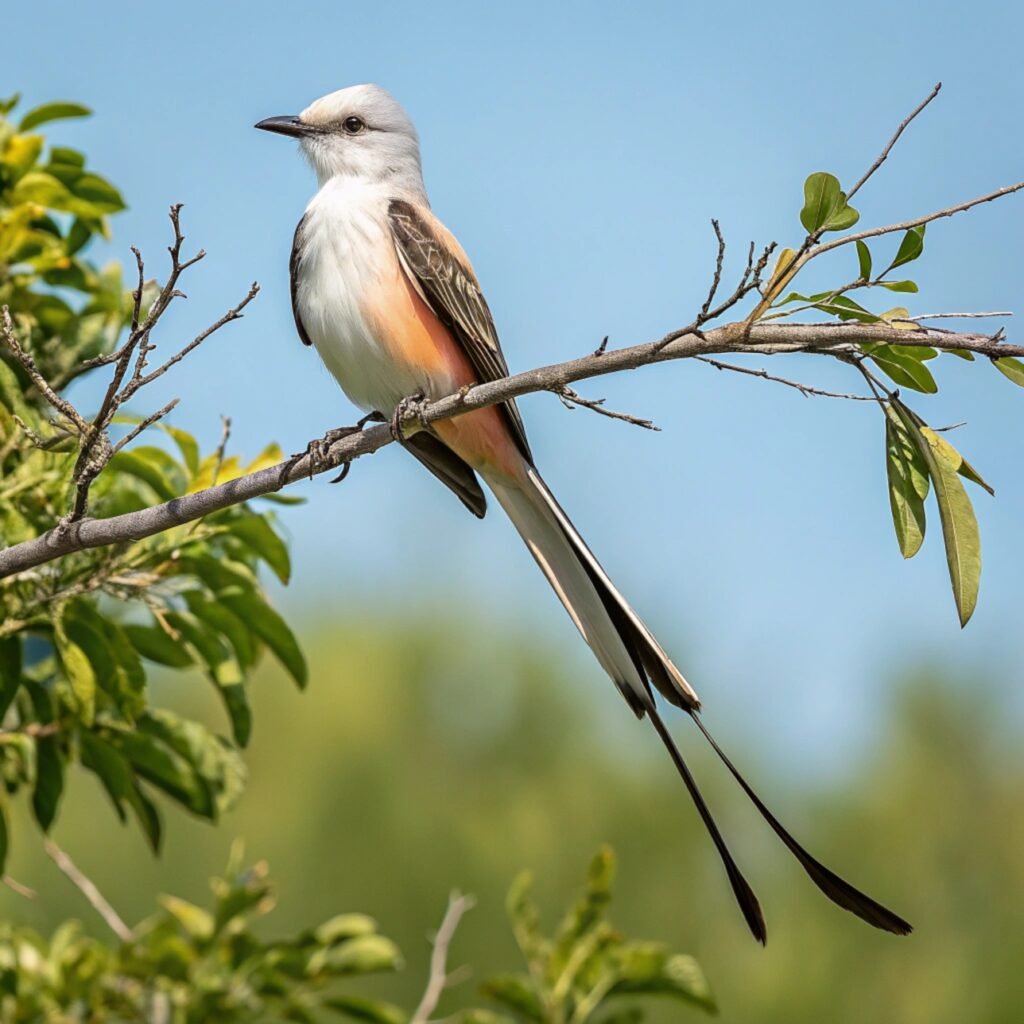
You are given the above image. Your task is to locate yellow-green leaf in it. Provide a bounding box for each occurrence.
[885,417,926,558]
[856,240,872,280]
[894,404,982,626]
[994,356,1024,388]
[19,102,91,132]
[867,345,938,393]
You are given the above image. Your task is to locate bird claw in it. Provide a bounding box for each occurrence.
[390,392,428,442]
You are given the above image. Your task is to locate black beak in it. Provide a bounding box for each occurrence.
[255,115,311,138]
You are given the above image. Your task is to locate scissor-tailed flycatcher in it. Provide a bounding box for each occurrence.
[257,85,910,942]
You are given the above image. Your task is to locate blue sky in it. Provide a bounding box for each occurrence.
[8,0,1023,774]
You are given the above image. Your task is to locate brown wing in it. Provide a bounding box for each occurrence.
[290,213,313,347]
[404,431,487,518]
[388,198,532,463]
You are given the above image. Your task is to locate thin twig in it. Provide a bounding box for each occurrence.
[846,82,942,201]
[111,399,180,456]
[811,180,1024,259]
[909,311,1012,321]
[2,875,36,899]
[44,838,134,943]
[555,385,659,429]
[121,282,259,399]
[410,892,475,1024]
[1,309,90,433]
[700,219,727,318]
[694,356,876,400]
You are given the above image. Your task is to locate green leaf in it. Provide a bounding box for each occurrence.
[108,446,186,501]
[80,732,133,822]
[800,172,859,233]
[55,614,96,725]
[323,995,408,1024]
[108,726,213,818]
[956,453,995,496]
[866,345,938,394]
[885,416,926,559]
[229,513,291,584]
[66,173,124,214]
[182,592,256,669]
[126,782,163,853]
[0,637,22,719]
[49,146,86,168]
[163,424,200,476]
[65,602,145,715]
[481,974,544,1021]
[221,593,307,688]
[315,914,380,946]
[165,609,250,745]
[611,948,716,1013]
[160,894,215,942]
[138,709,247,817]
[123,623,194,669]
[815,295,880,323]
[994,356,1024,388]
[947,348,975,361]
[31,736,64,832]
[506,870,543,964]
[554,846,615,962]
[893,403,982,626]
[890,225,926,269]
[309,934,404,976]
[878,280,919,293]
[856,240,872,280]
[19,102,92,132]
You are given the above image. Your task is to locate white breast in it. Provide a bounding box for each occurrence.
[295,177,421,415]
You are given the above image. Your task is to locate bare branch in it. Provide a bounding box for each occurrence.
[909,311,1013,321]
[56,208,257,522]
[694,356,876,400]
[2,875,36,899]
[121,281,259,398]
[700,219,727,318]
[44,838,134,943]
[110,398,181,456]
[1,314,1019,582]
[410,891,475,1024]
[812,179,1024,259]
[555,385,659,430]
[1,309,90,433]
[846,83,942,201]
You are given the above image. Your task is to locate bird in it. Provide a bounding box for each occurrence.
[256,84,911,943]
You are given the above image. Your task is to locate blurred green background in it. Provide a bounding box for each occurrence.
[3,613,1020,1022]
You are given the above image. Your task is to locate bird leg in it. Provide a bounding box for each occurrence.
[390,392,428,442]
[296,411,387,480]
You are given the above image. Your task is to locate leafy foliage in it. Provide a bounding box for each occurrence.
[754,168,1021,625]
[0,846,406,1023]
[464,848,715,1024]
[0,844,710,1023]
[0,98,303,868]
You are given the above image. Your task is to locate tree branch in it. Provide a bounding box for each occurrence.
[44,838,134,943]
[0,316,1019,581]
[410,891,475,1024]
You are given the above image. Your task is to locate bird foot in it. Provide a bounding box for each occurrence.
[296,413,385,479]
[390,392,428,442]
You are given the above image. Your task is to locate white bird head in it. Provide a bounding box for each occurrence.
[256,84,424,194]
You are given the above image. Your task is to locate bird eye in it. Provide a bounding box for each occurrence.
[342,116,365,134]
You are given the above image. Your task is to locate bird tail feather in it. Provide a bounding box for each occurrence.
[487,463,910,940]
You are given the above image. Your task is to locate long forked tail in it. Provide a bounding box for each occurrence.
[488,463,911,941]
